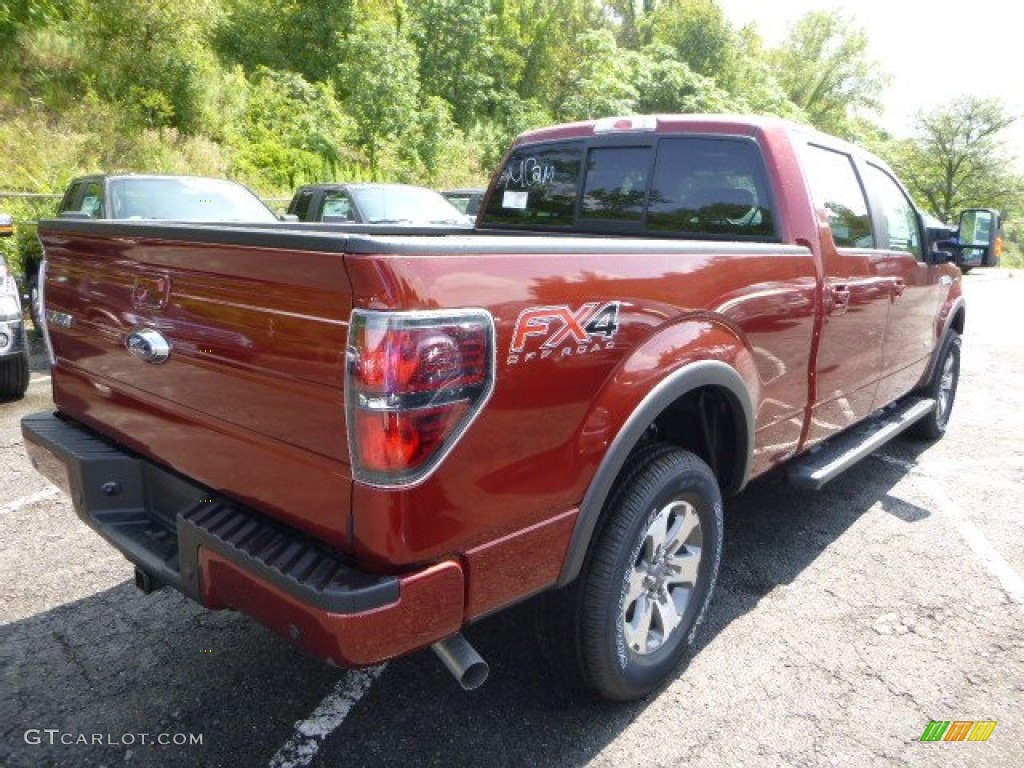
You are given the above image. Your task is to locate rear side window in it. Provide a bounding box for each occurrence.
[483,145,584,227]
[290,190,314,219]
[79,181,104,217]
[801,144,874,248]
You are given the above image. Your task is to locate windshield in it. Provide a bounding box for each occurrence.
[108,177,278,222]
[350,185,469,225]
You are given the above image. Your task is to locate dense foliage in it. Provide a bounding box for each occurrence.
[1,0,1021,271]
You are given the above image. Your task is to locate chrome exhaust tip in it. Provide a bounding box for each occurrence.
[431,634,489,690]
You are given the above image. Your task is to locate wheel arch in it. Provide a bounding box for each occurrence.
[920,294,965,387]
[557,359,754,586]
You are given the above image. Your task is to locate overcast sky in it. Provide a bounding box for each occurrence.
[716,0,1023,167]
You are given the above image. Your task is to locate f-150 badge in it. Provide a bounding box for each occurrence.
[508,301,620,365]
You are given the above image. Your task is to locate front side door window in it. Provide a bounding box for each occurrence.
[79,181,104,218]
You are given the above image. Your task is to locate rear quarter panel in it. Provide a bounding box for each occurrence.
[344,241,817,595]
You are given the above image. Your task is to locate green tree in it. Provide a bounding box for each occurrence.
[644,0,742,92]
[555,29,638,121]
[75,0,226,134]
[228,68,351,192]
[606,0,661,47]
[886,97,1023,223]
[770,10,888,138]
[216,0,356,85]
[337,19,420,178]
[630,43,734,114]
[407,0,494,130]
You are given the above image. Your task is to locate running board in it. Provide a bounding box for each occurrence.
[787,397,936,490]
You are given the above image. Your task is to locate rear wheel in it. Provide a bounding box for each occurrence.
[539,445,723,701]
[909,331,960,441]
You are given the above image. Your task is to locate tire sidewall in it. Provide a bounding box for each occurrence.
[929,332,961,436]
[594,454,723,699]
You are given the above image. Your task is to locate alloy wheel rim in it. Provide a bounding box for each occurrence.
[622,499,703,656]
[936,354,956,424]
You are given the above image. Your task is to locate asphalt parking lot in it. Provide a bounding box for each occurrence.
[2,270,1022,768]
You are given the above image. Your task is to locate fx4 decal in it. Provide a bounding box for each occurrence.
[508,301,621,365]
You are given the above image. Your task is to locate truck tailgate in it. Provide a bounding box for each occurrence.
[38,222,356,549]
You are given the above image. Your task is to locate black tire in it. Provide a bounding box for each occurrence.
[908,331,961,441]
[0,351,29,400]
[538,444,723,701]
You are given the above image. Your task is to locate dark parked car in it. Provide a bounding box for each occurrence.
[287,183,472,225]
[0,212,29,399]
[441,188,485,217]
[24,174,281,329]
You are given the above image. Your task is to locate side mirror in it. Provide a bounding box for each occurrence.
[958,209,998,247]
[0,213,12,238]
[957,208,1002,268]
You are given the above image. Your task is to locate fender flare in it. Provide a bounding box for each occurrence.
[556,360,754,586]
[920,294,966,387]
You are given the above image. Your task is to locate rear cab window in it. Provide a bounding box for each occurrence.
[481,134,777,240]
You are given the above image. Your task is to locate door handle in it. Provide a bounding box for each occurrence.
[830,284,851,316]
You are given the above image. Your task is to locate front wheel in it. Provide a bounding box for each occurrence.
[539,445,723,701]
[909,331,961,441]
[0,351,29,400]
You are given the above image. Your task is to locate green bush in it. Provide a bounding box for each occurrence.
[0,198,53,282]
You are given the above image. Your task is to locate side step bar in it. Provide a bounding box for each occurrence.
[787,396,935,490]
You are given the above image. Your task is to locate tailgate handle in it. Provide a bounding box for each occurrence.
[125,328,172,364]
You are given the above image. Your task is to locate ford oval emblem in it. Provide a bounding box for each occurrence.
[125,328,171,364]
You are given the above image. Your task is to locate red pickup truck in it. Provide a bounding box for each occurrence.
[23,115,966,702]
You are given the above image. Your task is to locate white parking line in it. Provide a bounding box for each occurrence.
[924,483,1024,611]
[268,665,385,768]
[0,487,61,515]
[876,453,1024,612]
[28,374,52,387]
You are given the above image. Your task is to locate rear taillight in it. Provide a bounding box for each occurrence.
[346,309,495,486]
